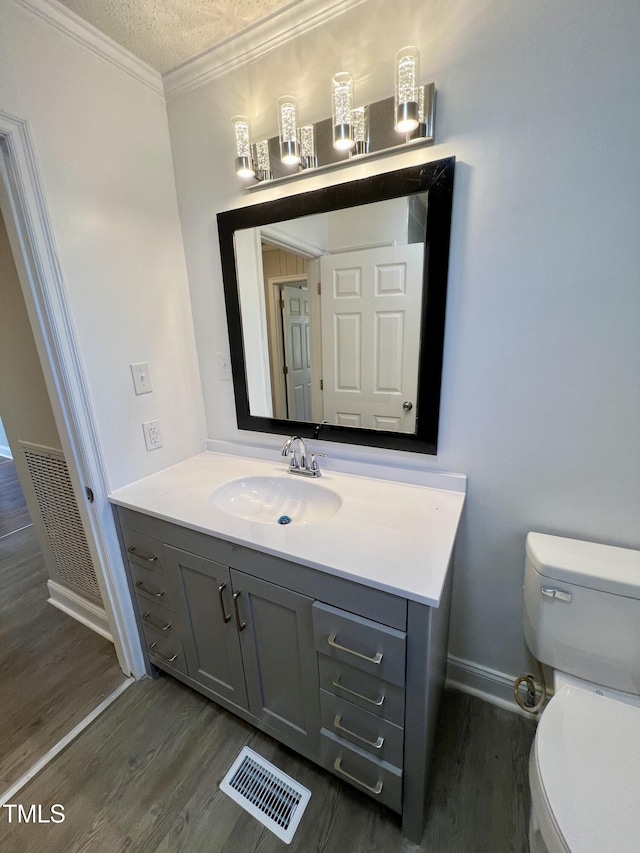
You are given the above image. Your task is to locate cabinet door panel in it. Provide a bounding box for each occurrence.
[231,569,320,755]
[165,546,248,709]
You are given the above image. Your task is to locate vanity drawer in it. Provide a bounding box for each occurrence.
[312,602,406,687]
[121,529,168,577]
[143,630,187,676]
[320,689,403,767]
[130,562,178,612]
[137,599,181,643]
[319,730,402,814]
[318,654,405,726]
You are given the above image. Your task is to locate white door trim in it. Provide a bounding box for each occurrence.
[0,111,146,679]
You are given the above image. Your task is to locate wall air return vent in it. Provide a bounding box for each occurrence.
[21,443,101,602]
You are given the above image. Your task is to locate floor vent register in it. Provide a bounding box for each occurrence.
[219,746,311,844]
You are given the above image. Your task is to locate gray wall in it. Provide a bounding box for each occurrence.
[167,0,640,684]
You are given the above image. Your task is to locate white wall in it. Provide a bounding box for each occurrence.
[0,0,206,491]
[0,417,12,458]
[167,0,640,683]
[0,210,62,453]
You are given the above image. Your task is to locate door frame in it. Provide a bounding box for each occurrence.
[264,274,308,419]
[0,112,145,678]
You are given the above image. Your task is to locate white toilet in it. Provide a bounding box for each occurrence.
[523,532,640,853]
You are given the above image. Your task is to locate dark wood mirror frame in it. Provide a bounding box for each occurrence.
[217,155,455,454]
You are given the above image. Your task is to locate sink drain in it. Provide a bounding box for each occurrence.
[277,515,292,525]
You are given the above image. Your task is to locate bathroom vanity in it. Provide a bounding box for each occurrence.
[109,449,465,842]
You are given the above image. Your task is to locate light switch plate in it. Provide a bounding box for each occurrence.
[217,352,232,380]
[142,420,162,451]
[131,362,152,395]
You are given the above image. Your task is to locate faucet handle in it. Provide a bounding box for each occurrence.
[309,452,328,475]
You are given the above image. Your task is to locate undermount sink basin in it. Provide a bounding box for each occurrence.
[211,475,342,526]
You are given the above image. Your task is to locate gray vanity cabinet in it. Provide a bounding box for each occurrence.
[117,506,453,845]
[230,570,320,755]
[164,545,248,709]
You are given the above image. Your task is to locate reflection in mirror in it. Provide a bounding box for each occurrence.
[236,195,428,434]
[218,157,455,454]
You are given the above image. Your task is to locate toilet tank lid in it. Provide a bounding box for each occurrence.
[526,533,640,599]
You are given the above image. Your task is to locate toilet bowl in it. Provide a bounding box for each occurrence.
[528,684,640,853]
[522,532,640,853]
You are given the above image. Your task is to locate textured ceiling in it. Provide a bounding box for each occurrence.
[57,0,296,73]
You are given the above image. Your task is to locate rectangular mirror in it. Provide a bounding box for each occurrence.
[217,156,455,454]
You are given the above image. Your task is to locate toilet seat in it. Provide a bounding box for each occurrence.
[531,685,640,852]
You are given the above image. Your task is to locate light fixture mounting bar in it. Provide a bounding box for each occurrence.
[246,84,435,192]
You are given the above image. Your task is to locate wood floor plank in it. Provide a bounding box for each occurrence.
[0,525,125,791]
[0,675,536,852]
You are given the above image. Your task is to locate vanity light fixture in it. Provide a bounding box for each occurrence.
[231,46,436,188]
[232,115,255,178]
[332,72,355,151]
[277,96,301,165]
[394,46,420,133]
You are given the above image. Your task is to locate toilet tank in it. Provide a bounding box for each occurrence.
[523,533,640,696]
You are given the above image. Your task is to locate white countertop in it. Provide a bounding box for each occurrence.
[109,450,466,607]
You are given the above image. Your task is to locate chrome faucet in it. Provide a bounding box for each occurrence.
[281,436,325,477]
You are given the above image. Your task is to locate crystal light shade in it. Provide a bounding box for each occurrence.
[232,115,254,178]
[352,106,368,155]
[277,96,300,165]
[299,125,316,169]
[332,73,355,151]
[395,46,420,133]
[255,140,271,180]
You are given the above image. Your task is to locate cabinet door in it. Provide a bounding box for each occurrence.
[165,546,248,710]
[230,569,320,756]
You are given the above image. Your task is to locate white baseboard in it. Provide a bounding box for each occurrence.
[0,445,12,459]
[47,580,112,642]
[446,654,540,720]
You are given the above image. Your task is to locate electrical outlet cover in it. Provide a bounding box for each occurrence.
[142,420,163,451]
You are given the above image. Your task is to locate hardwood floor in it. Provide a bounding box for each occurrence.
[0,459,126,792]
[0,457,31,538]
[0,675,536,852]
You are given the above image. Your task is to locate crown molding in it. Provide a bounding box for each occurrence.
[13,0,164,97]
[163,0,368,100]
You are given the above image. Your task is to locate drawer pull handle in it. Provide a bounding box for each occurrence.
[149,642,178,663]
[127,546,158,563]
[327,633,383,665]
[218,583,232,623]
[333,715,384,749]
[136,580,164,598]
[233,591,246,631]
[332,676,385,707]
[333,757,383,794]
[142,612,171,631]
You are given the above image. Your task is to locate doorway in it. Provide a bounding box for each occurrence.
[0,209,126,793]
[0,126,139,799]
[0,446,125,791]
